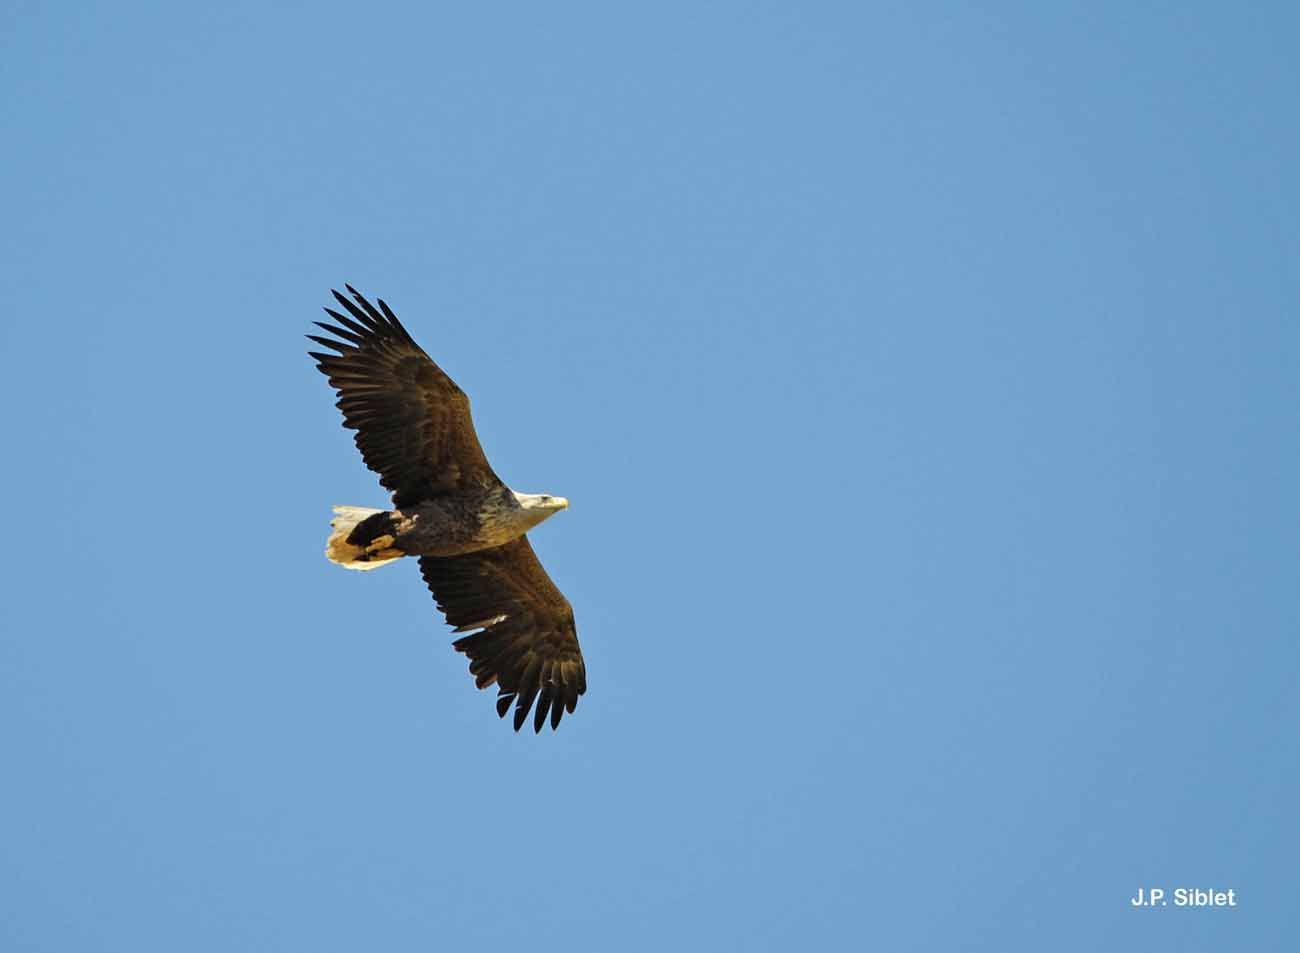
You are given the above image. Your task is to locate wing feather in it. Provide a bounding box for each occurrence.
[419,537,586,732]
[308,286,500,507]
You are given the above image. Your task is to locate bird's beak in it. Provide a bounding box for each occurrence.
[554,497,569,510]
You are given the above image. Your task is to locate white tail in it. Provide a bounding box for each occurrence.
[326,505,404,571]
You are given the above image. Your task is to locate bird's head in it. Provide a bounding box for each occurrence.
[514,492,570,521]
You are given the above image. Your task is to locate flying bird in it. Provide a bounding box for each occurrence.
[307,286,586,732]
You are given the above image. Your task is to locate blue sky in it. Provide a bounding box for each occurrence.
[3,2,1297,950]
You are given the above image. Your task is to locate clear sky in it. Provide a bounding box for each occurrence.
[3,2,1297,950]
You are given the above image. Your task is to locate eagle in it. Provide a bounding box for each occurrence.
[307,286,586,732]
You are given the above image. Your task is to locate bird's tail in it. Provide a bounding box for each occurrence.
[325,505,405,571]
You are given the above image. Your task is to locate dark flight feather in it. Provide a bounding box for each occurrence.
[308,286,501,508]
[419,537,586,733]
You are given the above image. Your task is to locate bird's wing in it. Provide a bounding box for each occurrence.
[419,537,587,732]
[308,286,501,507]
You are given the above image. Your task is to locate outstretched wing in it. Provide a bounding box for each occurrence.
[419,537,587,732]
[308,286,501,508]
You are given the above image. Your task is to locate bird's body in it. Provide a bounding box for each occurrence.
[326,486,565,565]
[308,286,586,732]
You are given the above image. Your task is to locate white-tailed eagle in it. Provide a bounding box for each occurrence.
[308,286,586,732]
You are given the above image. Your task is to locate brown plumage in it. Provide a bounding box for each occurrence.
[420,539,585,733]
[308,286,586,732]
[308,287,499,508]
